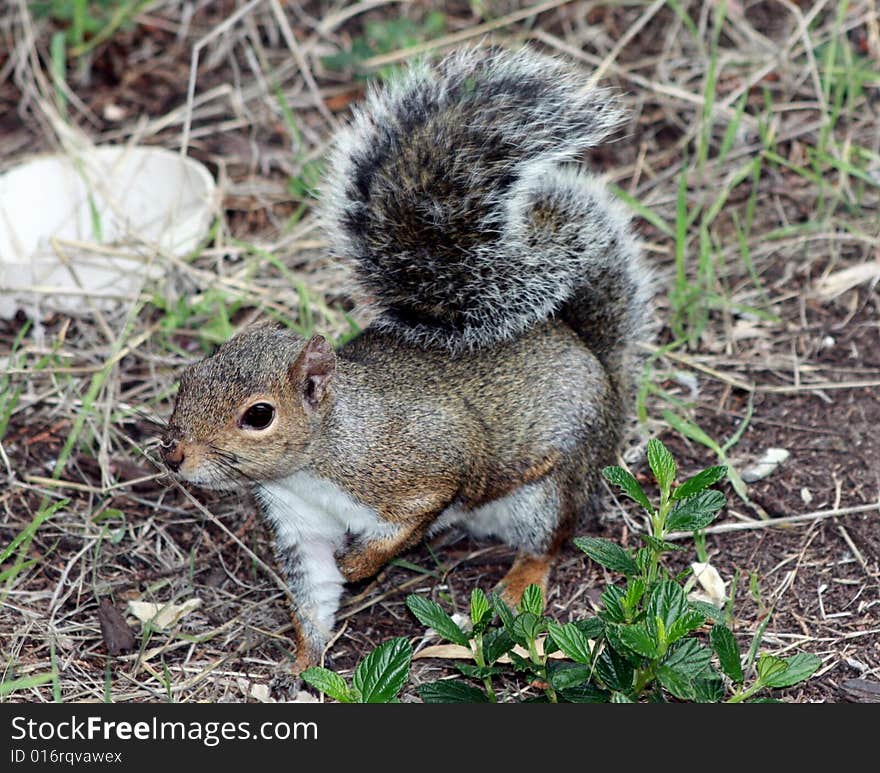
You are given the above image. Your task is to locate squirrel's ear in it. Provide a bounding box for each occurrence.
[290,335,337,411]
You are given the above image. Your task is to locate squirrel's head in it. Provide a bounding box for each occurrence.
[160,325,337,490]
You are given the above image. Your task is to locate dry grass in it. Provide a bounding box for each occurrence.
[0,0,878,703]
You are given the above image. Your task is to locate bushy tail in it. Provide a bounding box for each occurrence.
[321,46,651,389]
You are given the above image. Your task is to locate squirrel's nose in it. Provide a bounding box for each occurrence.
[162,439,185,473]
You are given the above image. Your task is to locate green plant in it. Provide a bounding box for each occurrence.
[302,637,412,703]
[0,322,32,444]
[39,0,153,117]
[1,499,68,589]
[33,0,151,56]
[301,440,820,703]
[407,441,819,702]
[572,439,820,702]
[151,287,242,351]
[322,12,446,78]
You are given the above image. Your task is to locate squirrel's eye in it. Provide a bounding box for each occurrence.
[240,403,275,430]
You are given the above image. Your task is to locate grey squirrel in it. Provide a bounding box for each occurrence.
[161,46,652,672]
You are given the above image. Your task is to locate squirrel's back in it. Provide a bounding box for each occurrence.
[322,46,652,394]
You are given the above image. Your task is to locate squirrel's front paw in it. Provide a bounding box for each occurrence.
[292,640,322,675]
[290,623,326,675]
[335,537,377,582]
[337,550,372,583]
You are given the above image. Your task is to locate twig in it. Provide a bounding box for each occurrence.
[667,502,880,540]
[585,0,665,88]
[181,0,264,156]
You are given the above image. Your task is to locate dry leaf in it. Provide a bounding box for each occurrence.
[741,447,790,483]
[97,598,137,655]
[127,598,202,630]
[413,638,568,663]
[413,643,472,661]
[290,691,320,703]
[814,261,880,300]
[236,679,274,703]
[689,562,727,608]
[730,318,767,341]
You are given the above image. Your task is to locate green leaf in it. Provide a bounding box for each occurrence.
[710,624,743,683]
[490,593,517,638]
[596,644,634,691]
[608,183,674,237]
[0,498,67,565]
[0,672,57,697]
[666,490,726,532]
[691,600,725,623]
[662,639,715,679]
[603,624,642,667]
[662,410,721,454]
[573,617,604,641]
[666,610,706,645]
[418,680,490,703]
[693,676,725,703]
[634,547,653,573]
[602,466,653,511]
[574,537,639,576]
[512,612,545,644]
[507,650,534,673]
[406,595,469,646]
[352,637,412,703]
[647,438,677,493]
[547,621,593,664]
[470,588,491,629]
[519,584,544,616]
[561,684,611,703]
[619,624,660,659]
[456,663,504,679]
[647,580,689,645]
[756,654,789,685]
[623,577,646,612]
[301,667,354,703]
[483,628,515,664]
[547,661,593,691]
[610,691,635,703]
[639,535,685,553]
[657,665,696,701]
[762,652,822,688]
[672,465,728,500]
[598,585,628,624]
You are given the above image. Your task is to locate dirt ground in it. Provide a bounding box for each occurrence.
[0,1,878,703]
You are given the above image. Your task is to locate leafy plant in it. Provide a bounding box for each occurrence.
[301,440,821,703]
[302,637,412,703]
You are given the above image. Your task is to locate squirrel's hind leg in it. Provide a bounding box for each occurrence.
[495,553,554,607]
[462,475,583,606]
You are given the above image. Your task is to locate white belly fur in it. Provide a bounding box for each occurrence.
[433,479,558,555]
[255,471,395,634]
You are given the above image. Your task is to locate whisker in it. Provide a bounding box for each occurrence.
[122,406,169,430]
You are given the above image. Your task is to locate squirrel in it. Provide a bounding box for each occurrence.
[160,46,652,673]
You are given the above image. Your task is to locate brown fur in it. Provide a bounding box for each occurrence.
[163,320,622,669]
[160,49,648,671]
